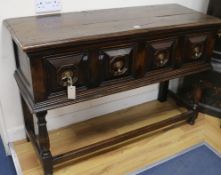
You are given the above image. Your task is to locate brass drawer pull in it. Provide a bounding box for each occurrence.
[59,70,78,87]
[111,57,128,76]
[192,46,202,60]
[155,51,169,67]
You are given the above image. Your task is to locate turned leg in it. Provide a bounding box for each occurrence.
[188,107,198,125]
[20,95,35,142]
[36,111,53,175]
[158,80,169,102]
[188,86,203,125]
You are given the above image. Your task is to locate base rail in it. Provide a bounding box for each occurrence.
[52,110,194,165]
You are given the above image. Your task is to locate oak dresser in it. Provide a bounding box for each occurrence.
[4,4,221,174]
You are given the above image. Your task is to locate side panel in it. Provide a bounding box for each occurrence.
[13,42,34,98]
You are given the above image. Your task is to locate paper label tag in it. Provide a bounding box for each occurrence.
[67,86,76,99]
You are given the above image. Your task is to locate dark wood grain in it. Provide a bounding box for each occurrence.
[158,81,169,102]
[4,4,221,52]
[15,62,211,113]
[36,111,53,175]
[20,95,35,141]
[175,1,221,121]
[5,4,221,175]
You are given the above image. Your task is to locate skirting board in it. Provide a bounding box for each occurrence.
[7,84,159,142]
[9,142,23,175]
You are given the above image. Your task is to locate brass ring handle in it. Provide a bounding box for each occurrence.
[158,53,166,65]
[59,70,78,87]
[111,59,128,76]
[155,52,169,67]
[192,46,202,60]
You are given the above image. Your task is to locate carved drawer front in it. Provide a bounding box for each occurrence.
[100,47,134,80]
[146,38,177,70]
[44,53,88,94]
[184,34,209,62]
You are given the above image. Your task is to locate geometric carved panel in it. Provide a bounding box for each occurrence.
[100,47,133,80]
[146,39,177,69]
[184,34,208,62]
[44,53,88,93]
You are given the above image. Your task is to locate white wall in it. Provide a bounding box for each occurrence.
[0,0,210,150]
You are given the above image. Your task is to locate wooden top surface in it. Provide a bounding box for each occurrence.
[4,4,221,52]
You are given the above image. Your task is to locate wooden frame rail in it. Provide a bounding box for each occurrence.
[24,101,195,166]
[53,110,194,165]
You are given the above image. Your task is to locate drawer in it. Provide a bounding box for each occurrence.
[146,38,178,70]
[99,46,134,81]
[44,53,88,93]
[184,33,210,62]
